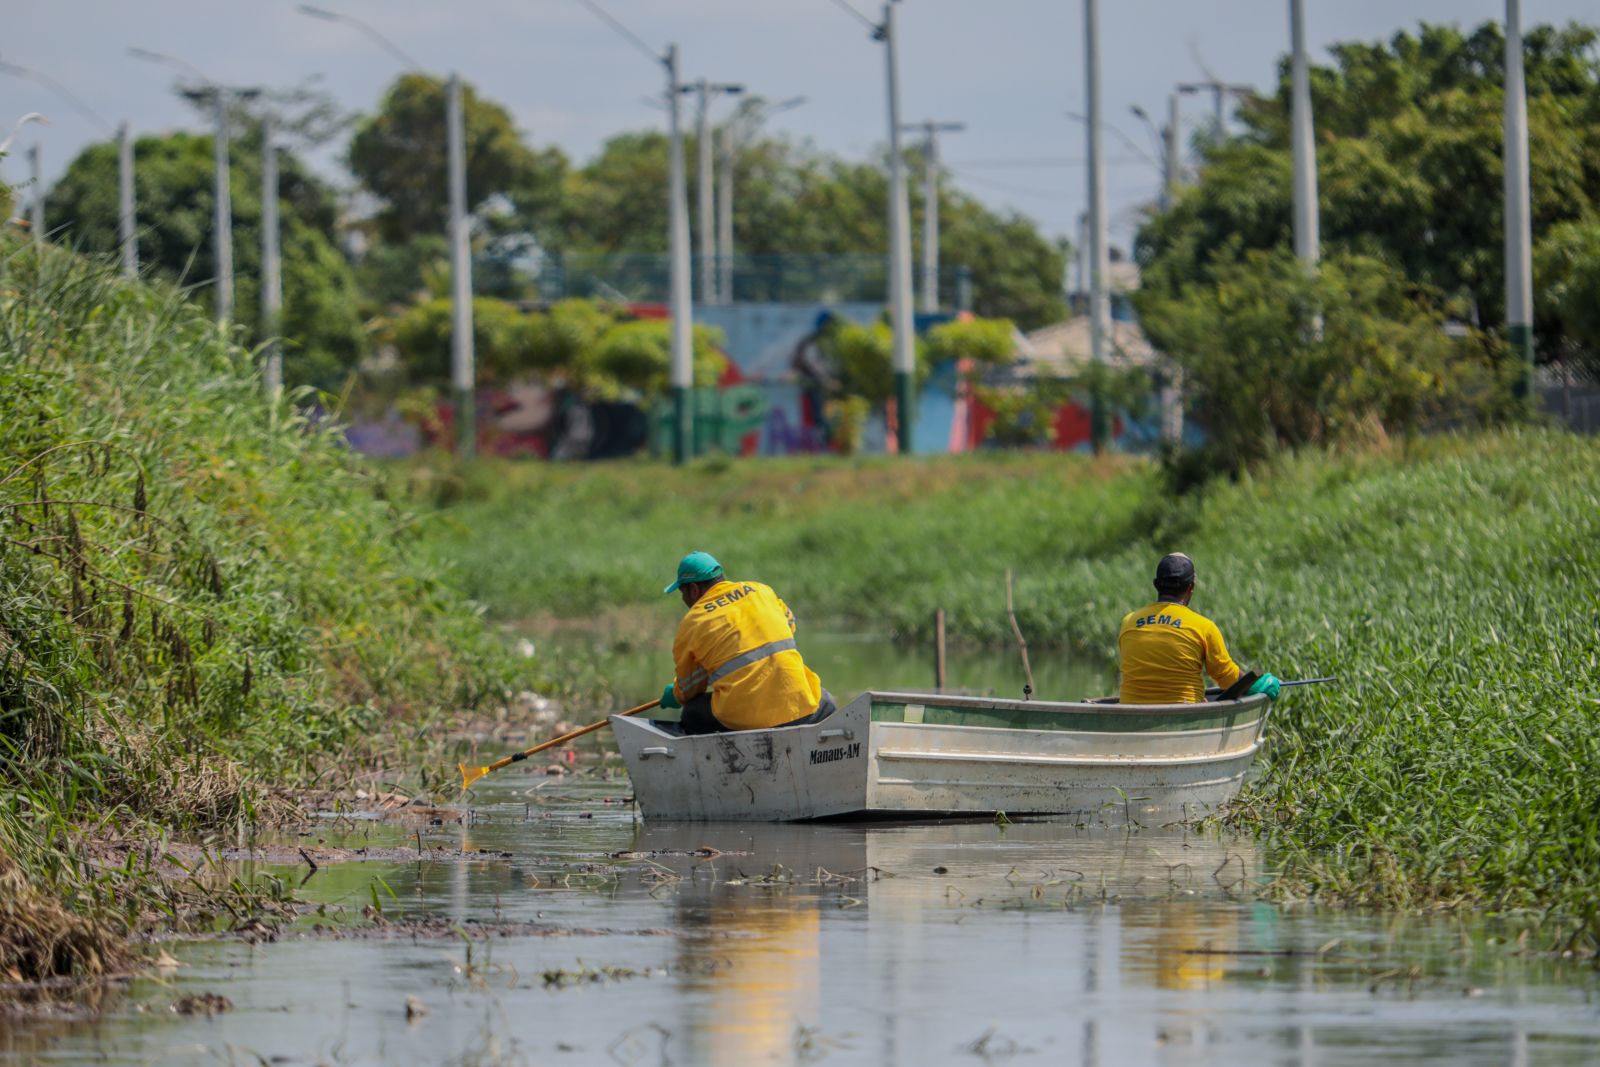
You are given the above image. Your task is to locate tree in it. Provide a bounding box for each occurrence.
[1535,220,1600,378]
[45,131,366,389]
[390,296,527,384]
[347,74,568,246]
[1135,250,1508,474]
[924,316,1017,366]
[589,320,727,397]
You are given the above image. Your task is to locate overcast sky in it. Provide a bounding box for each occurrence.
[5,1,1595,251]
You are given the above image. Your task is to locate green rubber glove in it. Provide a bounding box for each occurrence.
[660,683,681,710]
[1247,673,1282,701]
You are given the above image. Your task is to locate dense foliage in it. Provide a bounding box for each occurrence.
[1138,250,1512,473]
[1138,21,1600,378]
[0,241,525,980]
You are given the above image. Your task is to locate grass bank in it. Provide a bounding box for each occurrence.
[0,241,530,988]
[410,433,1600,945]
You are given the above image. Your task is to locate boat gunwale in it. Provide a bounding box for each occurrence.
[865,689,1268,718]
[873,740,1263,769]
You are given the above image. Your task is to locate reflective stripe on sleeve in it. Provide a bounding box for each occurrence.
[707,637,798,684]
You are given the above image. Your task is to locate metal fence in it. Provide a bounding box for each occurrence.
[487,253,972,307]
[1542,381,1600,434]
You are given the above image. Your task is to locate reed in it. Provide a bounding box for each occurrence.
[0,239,528,984]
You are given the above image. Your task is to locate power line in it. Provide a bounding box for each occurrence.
[825,0,880,34]
[946,156,1149,169]
[570,0,663,66]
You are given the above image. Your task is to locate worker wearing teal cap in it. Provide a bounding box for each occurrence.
[660,551,835,735]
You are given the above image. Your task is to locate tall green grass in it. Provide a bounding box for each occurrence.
[413,433,1600,944]
[0,239,528,983]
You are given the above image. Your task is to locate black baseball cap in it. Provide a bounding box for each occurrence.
[1154,552,1196,588]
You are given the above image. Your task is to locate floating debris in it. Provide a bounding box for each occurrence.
[171,992,231,1016]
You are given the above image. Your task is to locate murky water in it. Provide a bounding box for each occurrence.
[5,777,1598,1066]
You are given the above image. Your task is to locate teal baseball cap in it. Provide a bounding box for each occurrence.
[663,550,724,594]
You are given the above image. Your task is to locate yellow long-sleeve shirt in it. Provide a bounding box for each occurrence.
[1117,600,1242,705]
[672,579,824,731]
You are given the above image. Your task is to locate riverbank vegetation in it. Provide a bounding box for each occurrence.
[411,431,1600,947]
[0,241,529,987]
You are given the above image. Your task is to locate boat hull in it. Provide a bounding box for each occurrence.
[613,690,1270,823]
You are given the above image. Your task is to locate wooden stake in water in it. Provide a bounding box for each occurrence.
[1005,569,1035,700]
[934,608,947,692]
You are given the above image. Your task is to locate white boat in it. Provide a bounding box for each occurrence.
[612,689,1272,823]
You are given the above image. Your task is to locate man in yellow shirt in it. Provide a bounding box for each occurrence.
[659,551,836,735]
[1118,553,1280,705]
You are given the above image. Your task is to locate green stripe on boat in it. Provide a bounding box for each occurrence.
[869,701,1262,734]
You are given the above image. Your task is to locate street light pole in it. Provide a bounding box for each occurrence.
[447,73,475,457]
[210,90,233,321]
[901,119,964,313]
[716,95,804,305]
[1084,0,1109,453]
[1504,0,1534,402]
[880,1,916,455]
[1289,0,1319,268]
[261,116,283,396]
[118,122,137,276]
[666,45,695,463]
[717,124,735,305]
[1166,93,1181,203]
[130,49,240,322]
[27,142,43,243]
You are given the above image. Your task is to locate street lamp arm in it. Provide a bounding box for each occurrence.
[1066,110,1156,169]
[295,5,423,72]
[127,47,211,86]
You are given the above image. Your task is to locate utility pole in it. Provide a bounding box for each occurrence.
[666,45,694,463]
[261,116,283,396]
[130,50,242,321]
[901,119,964,313]
[1289,0,1319,267]
[689,79,743,305]
[880,2,916,455]
[1504,0,1534,401]
[27,142,42,243]
[1165,93,1181,203]
[118,123,137,276]
[1084,0,1109,453]
[210,91,233,321]
[447,73,475,457]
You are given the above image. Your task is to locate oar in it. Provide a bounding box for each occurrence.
[457,697,661,790]
[1207,676,1339,699]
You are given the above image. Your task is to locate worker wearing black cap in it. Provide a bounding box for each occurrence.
[1117,553,1281,705]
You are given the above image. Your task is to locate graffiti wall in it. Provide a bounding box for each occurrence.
[343,300,1187,460]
